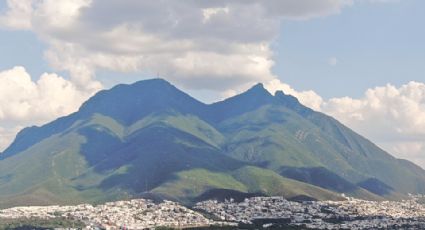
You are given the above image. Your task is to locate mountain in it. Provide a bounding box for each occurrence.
[0,78,423,208]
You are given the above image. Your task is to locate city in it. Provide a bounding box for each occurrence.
[2,195,425,229]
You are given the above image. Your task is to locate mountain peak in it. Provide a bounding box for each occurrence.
[3,76,425,207]
[252,82,265,89]
[207,82,274,122]
[78,78,205,125]
[218,82,273,104]
[246,83,270,96]
[274,90,300,103]
[274,90,286,97]
[274,90,313,115]
[131,78,172,87]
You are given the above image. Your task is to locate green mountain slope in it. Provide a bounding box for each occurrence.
[0,78,423,207]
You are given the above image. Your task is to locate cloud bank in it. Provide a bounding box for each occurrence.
[0,0,354,91]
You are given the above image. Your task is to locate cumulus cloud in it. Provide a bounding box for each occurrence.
[322,82,425,139]
[0,0,33,29]
[0,0,356,91]
[0,66,95,150]
[321,82,425,165]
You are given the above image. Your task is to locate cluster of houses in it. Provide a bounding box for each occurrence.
[2,195,425,229]
[0,199,213,229]
[195,195,425,229]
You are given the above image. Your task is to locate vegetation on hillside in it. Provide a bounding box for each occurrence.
[0,79,423,207]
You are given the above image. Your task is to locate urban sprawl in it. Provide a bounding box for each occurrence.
[2,195,425,229]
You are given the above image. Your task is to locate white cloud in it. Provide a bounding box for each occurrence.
[0,126,21,152]
[322,82,425,139]
[328,57,338,66]
[0,0,394,92]
[0,0,357,91]
[202,7,229,23]
[0,66,96,150]
[380,141,425,167]
[0,0,33,29]
[322,82,425,167]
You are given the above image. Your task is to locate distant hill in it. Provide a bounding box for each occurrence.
[0,78,423,208]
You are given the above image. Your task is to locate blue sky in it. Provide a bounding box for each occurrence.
[273,0,425,98]
[0,2,44,76]
[0,30,48,79]
[0,0,425,167]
